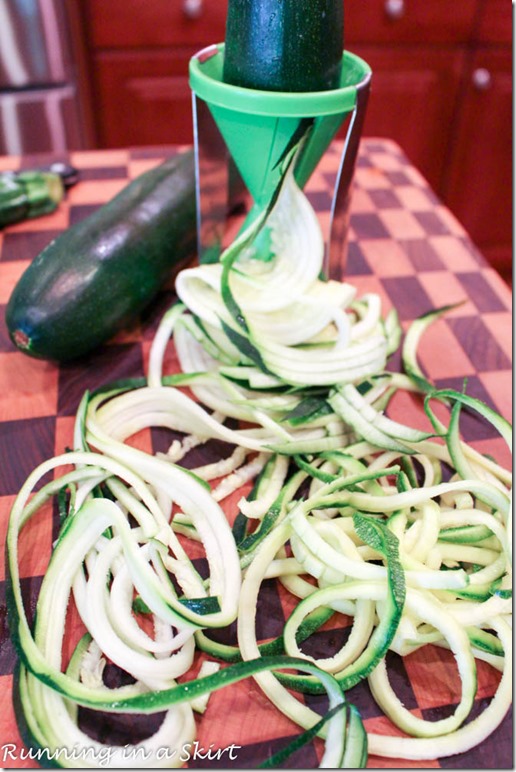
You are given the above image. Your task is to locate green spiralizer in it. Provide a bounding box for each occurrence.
[189,44,371,274]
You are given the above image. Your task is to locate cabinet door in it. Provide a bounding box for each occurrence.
[92,51,196,147]
[350,47,464,191]
[441,49,512,278]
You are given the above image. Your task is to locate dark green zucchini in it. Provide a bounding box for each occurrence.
[223,0,344,92]
[5,150,196,362]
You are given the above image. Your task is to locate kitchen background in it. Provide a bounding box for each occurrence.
[0,0,511,283]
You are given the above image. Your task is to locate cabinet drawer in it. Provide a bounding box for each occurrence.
[346,0,479,44]
[92,51,196,147]
[84,0,228,49]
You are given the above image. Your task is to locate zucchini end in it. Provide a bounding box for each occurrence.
[11,328,40,358]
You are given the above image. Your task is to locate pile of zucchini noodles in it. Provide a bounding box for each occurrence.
[7,152,511,768]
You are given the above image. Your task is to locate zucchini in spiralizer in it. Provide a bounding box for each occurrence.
[5,150,197,362]
[223,0,344,92]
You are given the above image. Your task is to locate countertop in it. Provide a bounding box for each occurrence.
[0,139,512,769]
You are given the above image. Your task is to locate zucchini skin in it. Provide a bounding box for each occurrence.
[223,0,344,92]
[5,150,196,362]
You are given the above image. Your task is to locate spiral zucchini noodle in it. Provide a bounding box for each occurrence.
[7,146,511,767]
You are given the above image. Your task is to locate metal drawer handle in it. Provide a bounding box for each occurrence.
[472,68,492,91]
[183,0,203,19]
[384,0,405,20]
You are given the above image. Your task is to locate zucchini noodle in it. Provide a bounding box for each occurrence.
[6,140,511,767]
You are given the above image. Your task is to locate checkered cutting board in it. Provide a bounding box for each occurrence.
[0,139,512,769]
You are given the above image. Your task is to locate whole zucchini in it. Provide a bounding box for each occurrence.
[222,0,344,92]
[6,150,196,361]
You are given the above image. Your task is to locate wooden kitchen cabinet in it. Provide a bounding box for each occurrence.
[78,0,228,147]
[441,48,512,281]
[77,0,512,281]
[344,0,512,282]
[347,46,465,192]
[464,0,512,280]
[84,0,228,49]
[345,0,479,45]
[92,50,199,146]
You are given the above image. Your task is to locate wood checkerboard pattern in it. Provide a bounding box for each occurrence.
[0,139,512,768]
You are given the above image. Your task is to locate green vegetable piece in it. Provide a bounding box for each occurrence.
[0,171,64,228]
[223,0,344,93]
[6,151,196,361]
